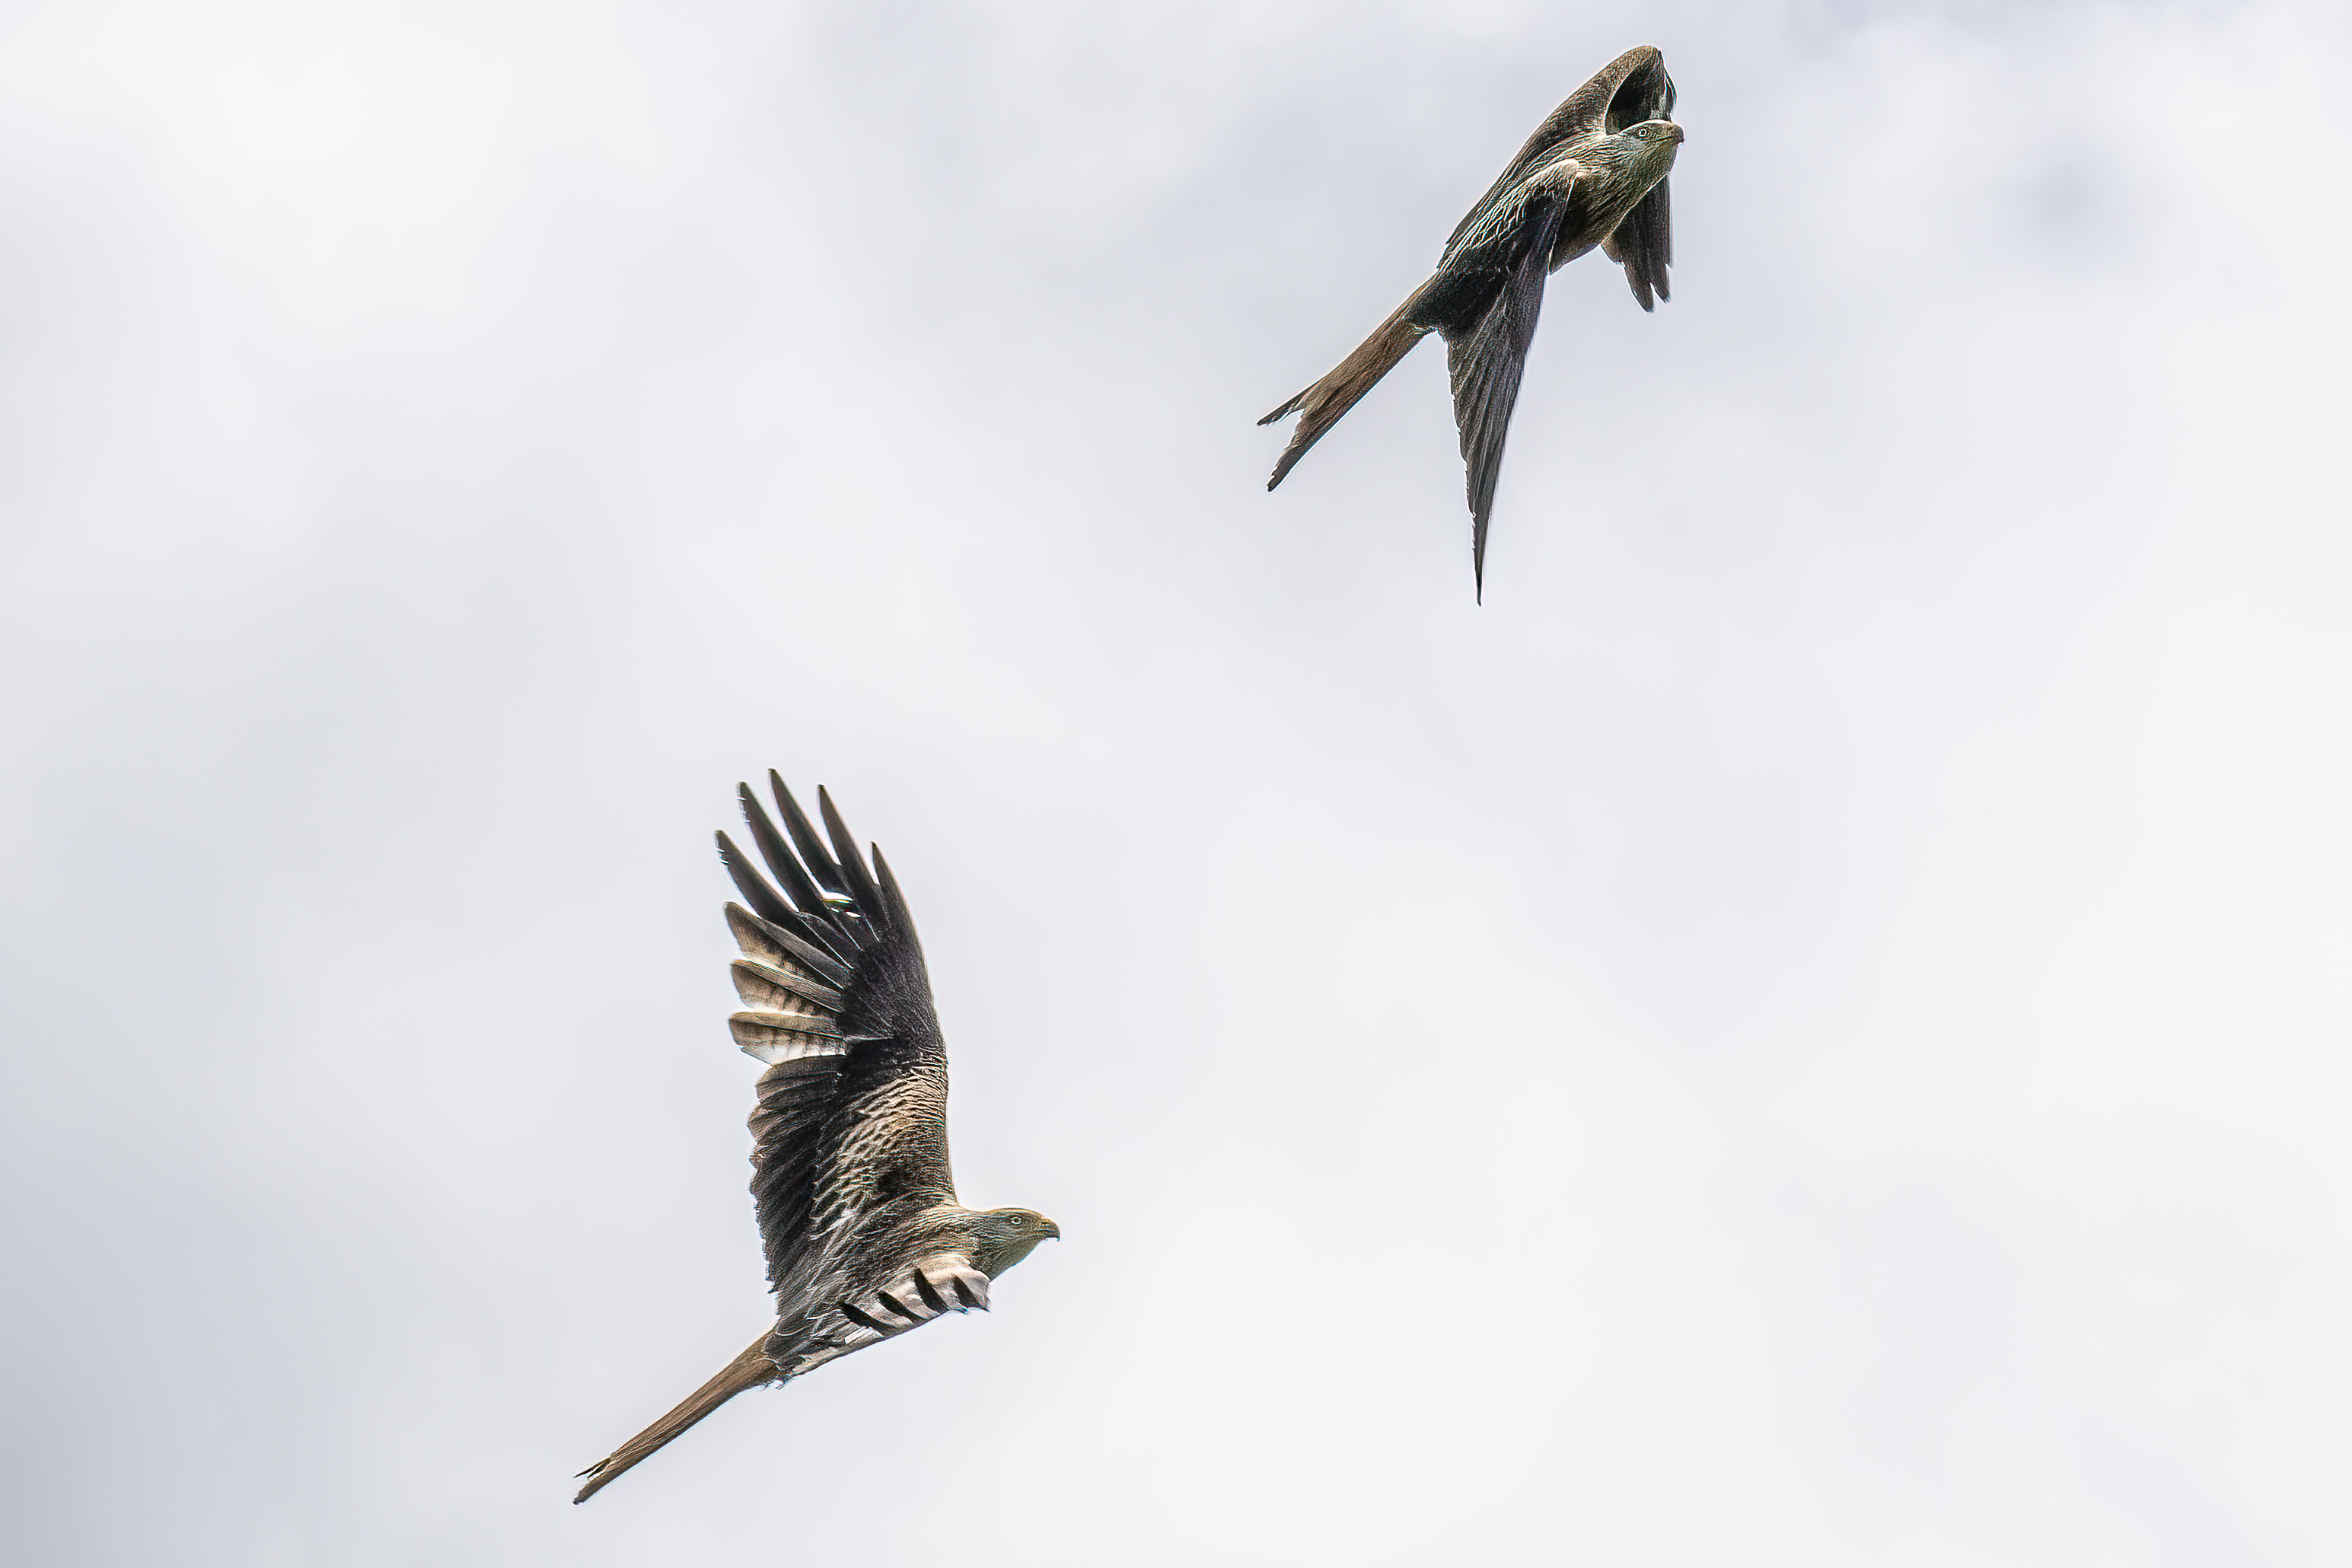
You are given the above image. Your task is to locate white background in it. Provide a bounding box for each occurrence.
[3,1,2348,1562]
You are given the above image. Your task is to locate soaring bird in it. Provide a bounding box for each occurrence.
[1260,45,1683,599]
[575,776,1060,1503]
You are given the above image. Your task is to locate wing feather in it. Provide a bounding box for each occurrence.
[1604,48,1675,133]
[731,958,846,1015]
[731,1015,846,1065]
[1444,45,1669,254]
[772,771,849,898]
[872,846,917,935]
[1602,174,1672,310]
[817,788,888,932]
[716,830,802,929]
[1596,46,1675,308]
[737,784,837,929]
[1445,200,1569,598]
[718,780,955,1293]
[718,833,863,965]
[724,903,853,989]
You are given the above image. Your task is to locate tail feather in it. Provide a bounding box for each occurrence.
[574,1336,779,1503]
[1260,296,1429,490]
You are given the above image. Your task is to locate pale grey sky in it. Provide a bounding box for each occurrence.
[3,1,2349,1563]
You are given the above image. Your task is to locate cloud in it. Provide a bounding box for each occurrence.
[3,1,2348,1562]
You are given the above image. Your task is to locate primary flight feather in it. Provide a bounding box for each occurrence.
[574,775,1059,1503]
[1260,45,1684,599]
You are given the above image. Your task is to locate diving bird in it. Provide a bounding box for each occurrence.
[1260,45,1684,598]
[575,776,1060,1503]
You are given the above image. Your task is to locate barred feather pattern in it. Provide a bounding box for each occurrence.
[575,776,1056,1503]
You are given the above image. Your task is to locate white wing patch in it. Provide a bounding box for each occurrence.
[776,1256,992,1376]
[837,1259,990,1338]
[729,1015,844,1066]
[725,905,849,1066]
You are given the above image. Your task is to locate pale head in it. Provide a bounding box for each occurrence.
[972,1207,1061,1276]
[1617,119,1685,167]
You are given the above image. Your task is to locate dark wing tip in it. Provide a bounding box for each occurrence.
[715,830,793,928]
[770,773,849,898]
[816,787,888,924]
[738,781,830,915]
[869,846,926,957]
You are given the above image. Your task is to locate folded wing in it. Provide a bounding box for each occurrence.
[1445,199,1570,598]
[1445,45,1672,257]
[1597,56,1675,308]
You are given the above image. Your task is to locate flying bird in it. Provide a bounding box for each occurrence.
[575,776,1060,1503]
[1260,45,1684,598]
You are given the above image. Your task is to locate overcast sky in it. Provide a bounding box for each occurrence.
[3,0,2349,1563]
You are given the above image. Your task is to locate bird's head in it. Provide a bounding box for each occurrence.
[1617,119,1686,171]
[972,1207,1062,1276]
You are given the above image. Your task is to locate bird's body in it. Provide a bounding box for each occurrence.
[574,776,1057,1503]
[1260,46,1684,597]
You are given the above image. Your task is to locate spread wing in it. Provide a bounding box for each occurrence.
[1445,46,1674,256]
[1444,199,1570,599]
[714,774,955,1296]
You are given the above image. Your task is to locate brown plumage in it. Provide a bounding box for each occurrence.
[1260,46,1684,599]
[574,776,1059,1503]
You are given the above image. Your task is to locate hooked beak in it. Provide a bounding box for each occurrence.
[1670,124,1687,145]
[1044,1220,1063,1241]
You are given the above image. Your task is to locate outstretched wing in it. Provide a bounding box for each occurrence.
[715,774,955,1294]
[1444,199,1569,599]
[1445,46,1673,256]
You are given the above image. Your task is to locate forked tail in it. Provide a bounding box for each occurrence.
[1260,296,1429,490]
[574,1336,779,1503]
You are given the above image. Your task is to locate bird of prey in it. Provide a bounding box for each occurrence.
[575,776,1060,1503]
[1260,45,1684,599]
